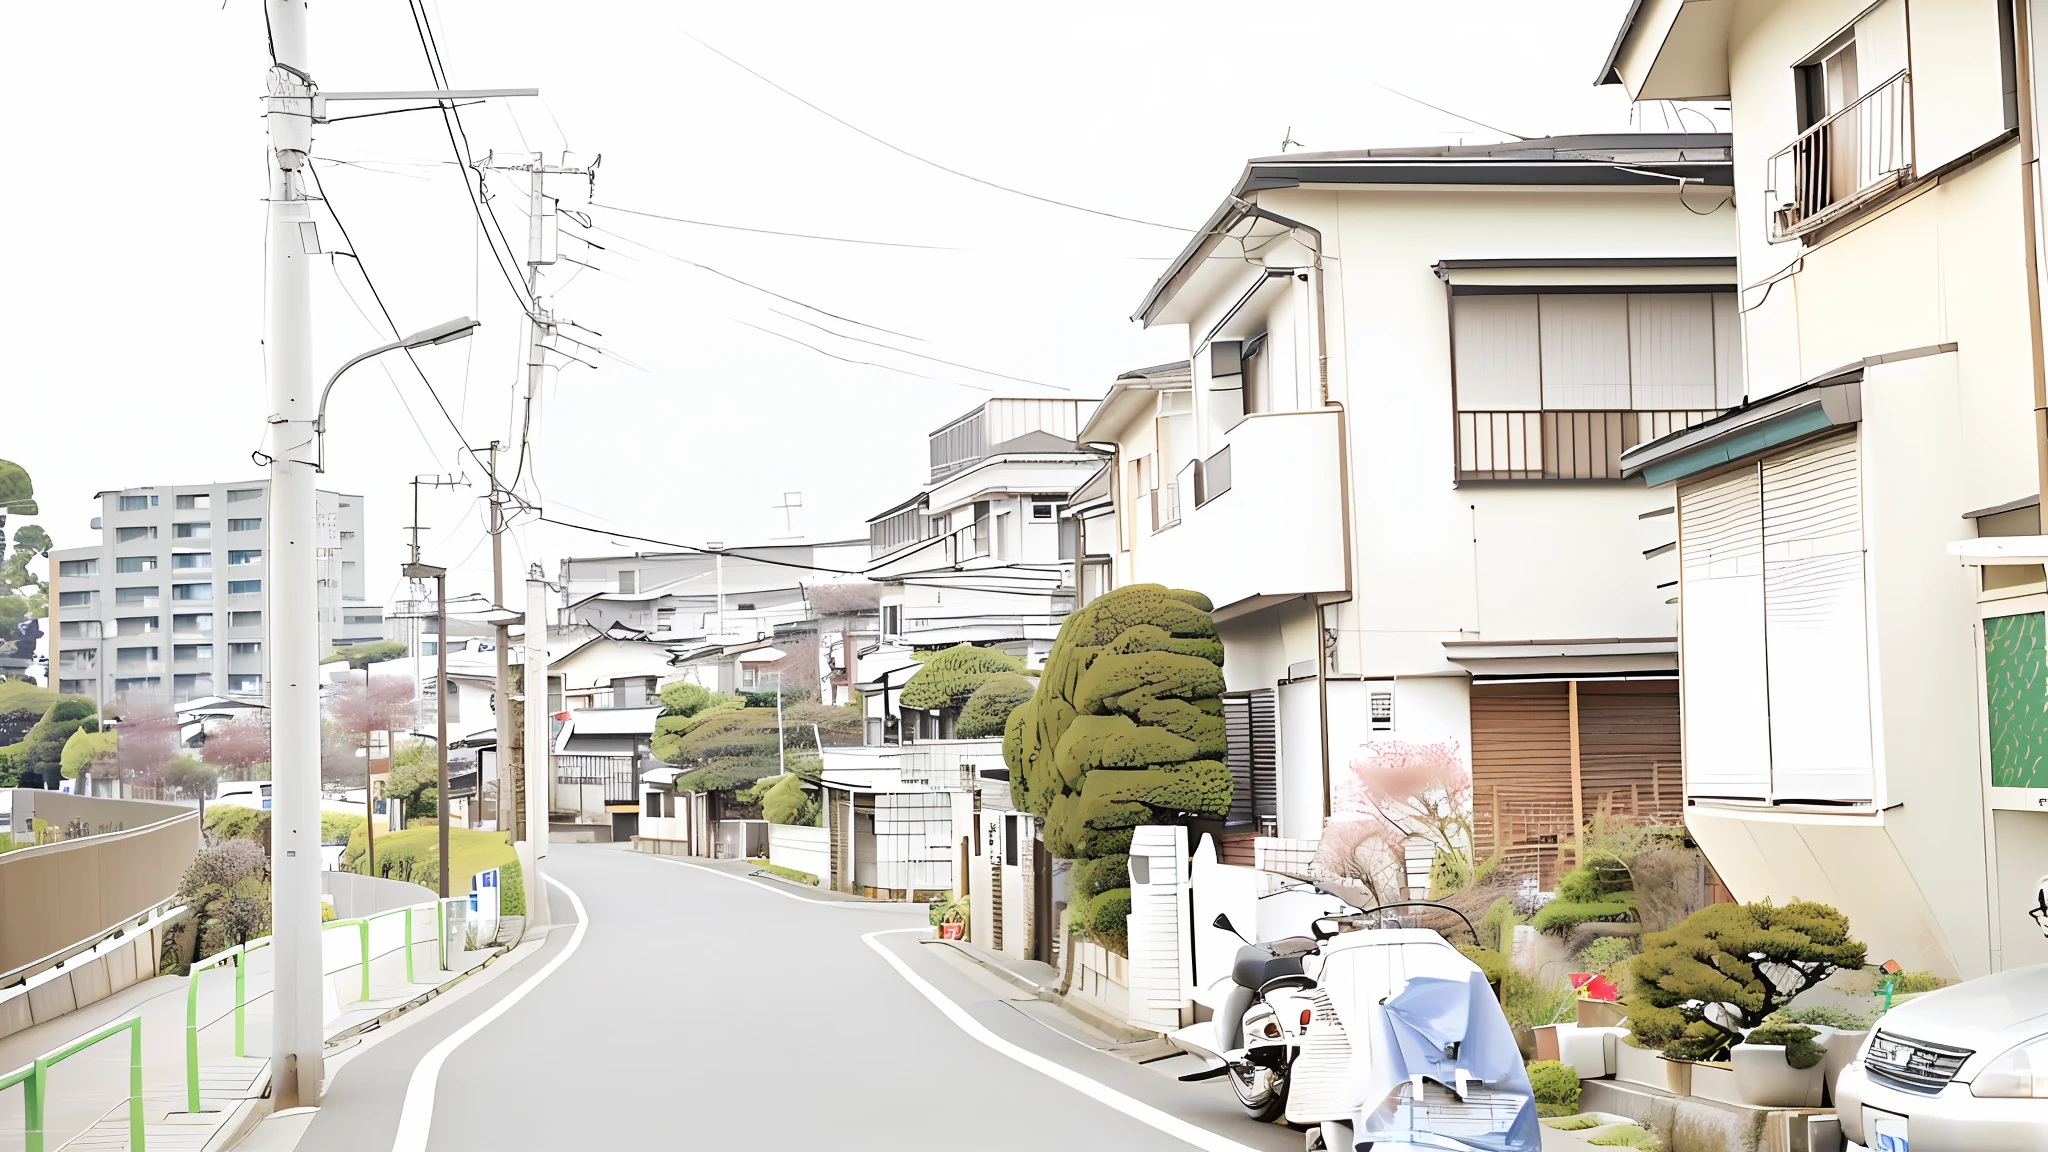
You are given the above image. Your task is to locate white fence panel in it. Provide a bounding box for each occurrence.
[1126,825,1190,1032]
[769,823,830,882]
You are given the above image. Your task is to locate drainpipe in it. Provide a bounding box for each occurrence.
[1238,200,1355,822]
[2021,0,2048,508]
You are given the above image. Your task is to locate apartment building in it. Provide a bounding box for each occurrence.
[1604,0,2046,977]
[861,398,1098,741]
[1084,135,1735,883]
[48,481,368,708]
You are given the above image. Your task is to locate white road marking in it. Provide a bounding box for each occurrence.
[636,852,918,910]
[389,875,589,1152]
[862,928,1262,1152]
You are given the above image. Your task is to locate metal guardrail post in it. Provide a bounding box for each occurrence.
[33,1016,144,1151]
[3,1061,38,1152]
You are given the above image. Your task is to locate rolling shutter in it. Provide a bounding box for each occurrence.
[1223,690,1279,829]
[1628,293,1717,410]
[1678,465,1772,798]
[1761,435,1873,802]
[1451,295,1542,410]
[1538,294,1632,409]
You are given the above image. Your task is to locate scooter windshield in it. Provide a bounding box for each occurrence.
[1356,972,1543,1152]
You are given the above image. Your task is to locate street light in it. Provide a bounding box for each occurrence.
[312,317,479,472]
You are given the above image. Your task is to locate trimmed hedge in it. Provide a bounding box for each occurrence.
[957,672,1036,739]
[1005,584,1228,864]
[1526,1060,1581,1112]
[1746,1022,1825,1069]
[901,645,1025,710]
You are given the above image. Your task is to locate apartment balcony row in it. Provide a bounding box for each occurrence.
[1142,408,1348,616]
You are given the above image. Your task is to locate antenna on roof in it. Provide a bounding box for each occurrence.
[1279,126,1303,153]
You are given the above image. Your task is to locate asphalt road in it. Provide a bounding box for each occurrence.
[290,843,1304,1152]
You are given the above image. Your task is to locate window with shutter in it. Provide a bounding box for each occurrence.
[1761,435,1873,802]
[1678,463,1772,799]
[1223,690,1279,830]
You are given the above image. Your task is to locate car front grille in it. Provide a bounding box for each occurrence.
[1864,1029,1974,1095]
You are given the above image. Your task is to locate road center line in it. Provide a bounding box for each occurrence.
[389,874,589,1152]
[861,929,1261,1152]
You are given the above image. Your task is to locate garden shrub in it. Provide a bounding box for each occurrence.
[1770,1004,1875,1031]
[1526,1060,1581,1113]
[1627,899,1865,1062]
[342,825,525,916]
[1892,970,1947,994]
[204,804,269,850]
[1458,945,1507,984]
[1479,896,1522,953]
[1578,935,1634,974]
[1745,1022,1825,1069]
[902,645,1025,711]
[1504,968,1577,1029]
[171,840,271,961]
[321,811,365,845]
[957,672,1035,739]
[754,773,814,826]
[1085,888,1132,954]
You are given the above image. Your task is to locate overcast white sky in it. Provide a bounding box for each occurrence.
[5,0,1704,614]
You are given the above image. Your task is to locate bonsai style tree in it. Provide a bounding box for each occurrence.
[1004,584,1229,953]
[1627,899,1867,1062]
[901,644,1029,736]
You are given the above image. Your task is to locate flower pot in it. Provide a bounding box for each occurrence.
[1614,1040,1667,1090]
[1732,1044,1825,1108]
[1660,1055,1692,1097]
[1577,998,1626,1029]
[938,921,964,941]
[1818,1028,1868,1106]
[1534,1023,1563,1063]
[1687,1060,1743,1105]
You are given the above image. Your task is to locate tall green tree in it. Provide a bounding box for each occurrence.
[1004,585,1229,953]
[17,696,99,784]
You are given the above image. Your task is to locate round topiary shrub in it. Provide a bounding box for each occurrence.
[1525,1059,1581,1116]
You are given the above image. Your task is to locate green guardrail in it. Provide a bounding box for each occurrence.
[19,1015,145,1152]
[182,903,437,1113]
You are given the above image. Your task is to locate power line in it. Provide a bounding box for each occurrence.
[587,222,926,342]
[727,318,991,392]
[403,0,535,316]
[306,163,517,503]
[767,309,1067,393]
[677,27,1193,233]
[1363,78,1529,142]
[594,202,966,250]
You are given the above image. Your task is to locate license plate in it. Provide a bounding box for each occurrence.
[1869,1112,1909,1152]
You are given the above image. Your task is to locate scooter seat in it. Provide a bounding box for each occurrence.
[1231,939,1315,989]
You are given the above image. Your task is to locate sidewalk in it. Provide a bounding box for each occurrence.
[0,925,503,1152]
[927,938,1159,1045]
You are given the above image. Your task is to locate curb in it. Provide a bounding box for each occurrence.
[922,938,1158,1045]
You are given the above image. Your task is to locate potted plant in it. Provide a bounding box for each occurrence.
[1733,1022,1827,1107]
[1768,1005,1874,1104]
[928,894,969,940]
[1624,899,1864,1088]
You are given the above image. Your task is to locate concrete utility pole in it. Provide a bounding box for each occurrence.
[260,0,322,1109]
[489,441,513,835]
[522,575,552,925]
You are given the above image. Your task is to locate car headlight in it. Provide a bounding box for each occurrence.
[1971,1035,2048,1098]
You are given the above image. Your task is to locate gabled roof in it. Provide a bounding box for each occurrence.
[1134,134,1733,326]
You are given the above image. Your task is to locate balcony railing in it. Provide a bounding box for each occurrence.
[1198,445,1233,507]
[1456,409,1717,481]
[1766,69,1912,242]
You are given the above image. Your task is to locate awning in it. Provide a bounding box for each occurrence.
[1442,637,1677,679]
[1620,376,1863,488]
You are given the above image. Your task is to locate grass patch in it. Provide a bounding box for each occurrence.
[747,858,818,886]
[1587,1123,1657,1148]
[343,825,524,915]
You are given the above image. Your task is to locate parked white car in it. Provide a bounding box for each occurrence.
[1834,878,2048,1151]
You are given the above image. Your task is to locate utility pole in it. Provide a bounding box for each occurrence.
[488,440,514,839]
[260,0,321,1109]
[405,472,460,883]
[522,573,552,925]
[476,151,594,845]
[362,666,374,877]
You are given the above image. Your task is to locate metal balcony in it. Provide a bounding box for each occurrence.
[1766,70,1913,242]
